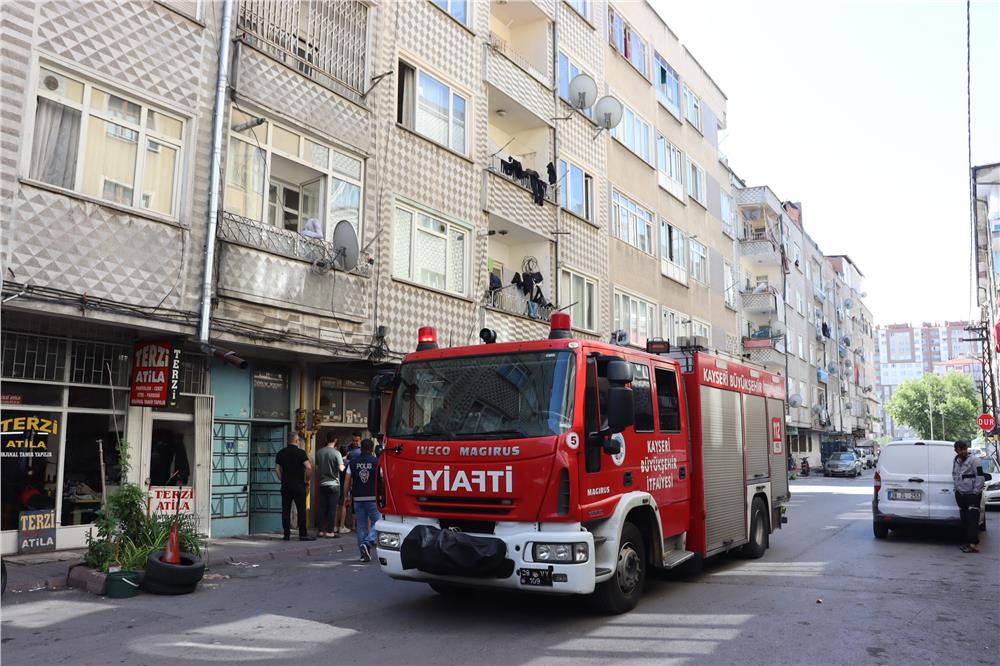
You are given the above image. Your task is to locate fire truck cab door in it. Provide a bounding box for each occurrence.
[649,364,690,539]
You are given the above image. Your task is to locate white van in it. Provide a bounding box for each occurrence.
[872,440,987,538]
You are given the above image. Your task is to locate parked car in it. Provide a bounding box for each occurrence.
[982,456,1000,511]
[825,451,862,477]
[872,440,988,538]
[855,448,875,469]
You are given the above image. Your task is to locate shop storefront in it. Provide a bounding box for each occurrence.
[1,328,213,555]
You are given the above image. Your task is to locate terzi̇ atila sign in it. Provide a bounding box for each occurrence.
[130,341,183,408]
[19,509,56,554]
[1,415,57,458]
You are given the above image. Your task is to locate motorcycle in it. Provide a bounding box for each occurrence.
[799,457,811,477]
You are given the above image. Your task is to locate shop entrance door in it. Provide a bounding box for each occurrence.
[211,421,249,537]
[249,425,286,534]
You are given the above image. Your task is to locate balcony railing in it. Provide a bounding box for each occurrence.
[483,285,554,322]
[488,155,557,205]
[741,287,779,314]
[237,0,368,95]
[488,32,552,87]
[218,211,370,276]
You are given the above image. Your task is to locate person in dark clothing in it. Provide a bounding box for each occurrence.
[275,432,315,541]
[343,438,381,562]
[952,440,985,553]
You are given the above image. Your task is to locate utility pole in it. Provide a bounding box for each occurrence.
[926,389,934,440]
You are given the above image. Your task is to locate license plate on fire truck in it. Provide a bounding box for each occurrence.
[519,567,553,587]
[888,489,922,501]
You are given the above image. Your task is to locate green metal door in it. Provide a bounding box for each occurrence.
[249,425,287,534]
[211,421,249,537]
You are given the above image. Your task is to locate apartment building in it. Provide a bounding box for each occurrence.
[876,321,978,438]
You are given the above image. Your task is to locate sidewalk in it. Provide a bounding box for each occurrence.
[2,532,354,595]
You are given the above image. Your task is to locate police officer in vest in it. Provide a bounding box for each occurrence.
[952,440,985,553]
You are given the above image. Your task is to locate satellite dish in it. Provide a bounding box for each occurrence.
[331,219,360,271]
[811,404,823,415]
[841,336,853,347]
[788,394,803,408]
[843,298,854,308]
[860,291,868,298]
[845,358,854,369]
[568,73,598,110]
[594,95,624,130]
[827,361,838,373]
[770,321,786,337]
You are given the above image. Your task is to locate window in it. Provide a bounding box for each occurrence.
[393,201,469,296]
[724,260,736,309]
[631,363,654,432]
[654,53,680,117]
[559,269,597,331]
[720,191,737,237]
[686,156,706,206]
[655,367,681,432]
[659,220,687,284]
[614,290,655,347]
[683,85,702,131]
[689,239,707,284]
[608,7,647,77]
[397,60,468,155]
[655,133,684,199]
[432,0,468,25]
[566,0,589,19]
[691,319,710,340]
[28,66,184,217]
[792,242,802,267]
[662,308,688,343]
[558,52,593,118]
[560,159,593,221]
[611,104,652,162]
[225,109,363,238]
[798,335,805,359]
[612,190,654,254]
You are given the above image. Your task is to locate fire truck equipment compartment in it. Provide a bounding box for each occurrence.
[400,525,514,578]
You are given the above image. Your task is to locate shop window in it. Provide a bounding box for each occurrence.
[253,368,290,420]
[60,413,122,526]
[1,411,61,531]
[149,422,193,486]
[318,378,371,426]
[2,382,63,406]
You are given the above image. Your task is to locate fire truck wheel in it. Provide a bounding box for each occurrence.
[741,497,768,559]
[592,522,645,614]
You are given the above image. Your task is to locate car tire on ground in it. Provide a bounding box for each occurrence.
[592,522,645,614]
[741,497,769,559]
[142,577,198,595]
[873,520,889,539]
[144,550,205,589]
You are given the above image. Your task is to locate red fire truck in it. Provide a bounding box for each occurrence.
[368,314,789,613]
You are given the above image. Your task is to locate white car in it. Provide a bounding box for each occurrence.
[983,456,1000,510]
[872,440,988,538]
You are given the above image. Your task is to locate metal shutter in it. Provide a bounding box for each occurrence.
[744,394,769,481]
[701,385,746,551]
[767,397,789,500]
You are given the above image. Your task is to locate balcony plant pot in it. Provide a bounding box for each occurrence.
[143,550,205,595]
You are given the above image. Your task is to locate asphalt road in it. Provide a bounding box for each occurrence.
[2,470,997,666]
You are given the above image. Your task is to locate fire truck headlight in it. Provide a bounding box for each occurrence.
[532,542,589,563]
[377,531,401,550]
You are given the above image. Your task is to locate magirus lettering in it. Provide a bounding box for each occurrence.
[458,446,521,456]
[411,465,513,493]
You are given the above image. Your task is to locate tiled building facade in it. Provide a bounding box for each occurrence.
[0,0,873,552]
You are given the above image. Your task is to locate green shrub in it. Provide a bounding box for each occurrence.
[85,439,205,572]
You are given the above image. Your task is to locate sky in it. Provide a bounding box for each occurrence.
[656,0,1000,326]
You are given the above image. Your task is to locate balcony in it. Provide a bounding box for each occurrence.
[488,32,550,88]
[742,336,785,370]
[813,283,827,303]
[236,0,369,101]
[483,214,556,324]
[739,222,782,266]
[741,287,780,314]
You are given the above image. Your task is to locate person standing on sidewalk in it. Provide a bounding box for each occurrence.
[315,431,344,538]
[275,432,315,541]
[343,438,380,561]
[952,439,985,553]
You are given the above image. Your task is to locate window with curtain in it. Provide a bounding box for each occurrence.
[397,60,468,155]
[29,66,184,217]
[720,191,737,237]
[559,269,596,331]
[662,308,689,343]
[656,133,683,199]
[614,291,655,347]
[560,160,592,221]
[607,7,647,77]
[612,190,653,254]
[654,53,680,118]
[611,104,651,162]
[393,201,469,295]
[689,239,707,284]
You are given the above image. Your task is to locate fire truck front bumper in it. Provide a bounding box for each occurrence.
[374,516,596,594]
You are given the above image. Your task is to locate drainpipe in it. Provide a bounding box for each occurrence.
[551,3,562,311]
[198,0,235,343]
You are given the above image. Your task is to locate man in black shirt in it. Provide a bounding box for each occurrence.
[275,432,315,541]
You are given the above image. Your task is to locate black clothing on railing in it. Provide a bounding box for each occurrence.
[547,161,556,185]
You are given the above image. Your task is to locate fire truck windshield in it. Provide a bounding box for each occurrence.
[387,351,576,440]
